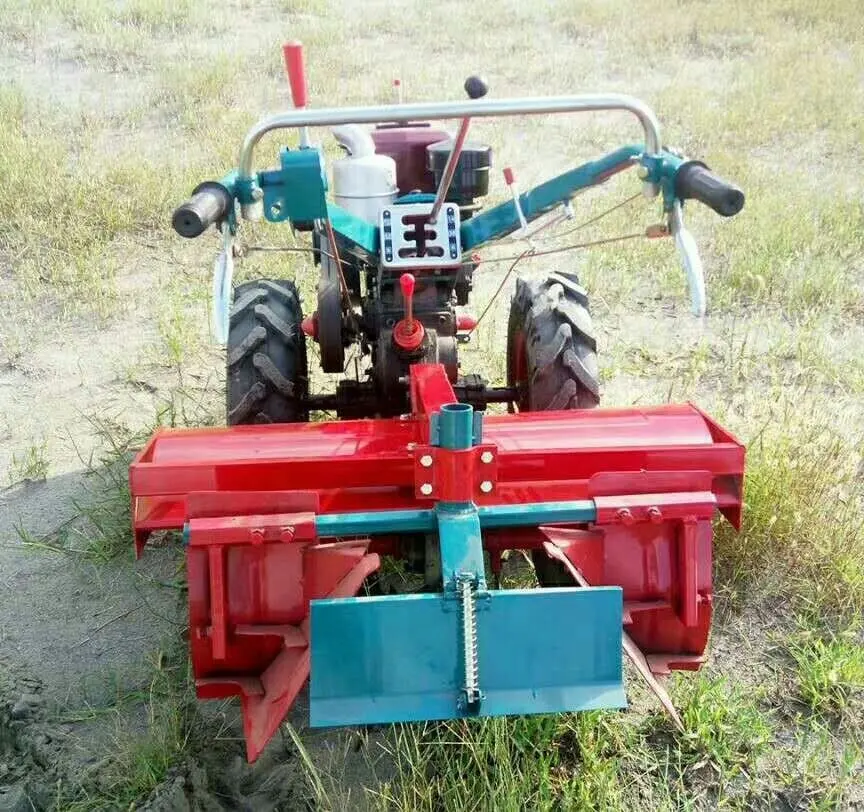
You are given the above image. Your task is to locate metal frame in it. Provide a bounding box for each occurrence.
[130,363,744,761]
[237,94,663,182]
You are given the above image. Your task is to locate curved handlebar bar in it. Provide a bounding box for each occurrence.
[674,161,744,218]
[236,94,663,180]
[172,182,233,238]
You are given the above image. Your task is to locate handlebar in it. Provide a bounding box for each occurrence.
[172,181,234,238]
[674,161,744,218]
[236,94,663,180]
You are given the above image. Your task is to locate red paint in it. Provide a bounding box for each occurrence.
[393,272,425,350]
[129,363,745,761]
[503,166,515,186]
[282,41,308,108]
[456,313,478,332]
[301,313,317,339]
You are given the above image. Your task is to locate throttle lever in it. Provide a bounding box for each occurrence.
[429,76,488,222]
[670,201,706,317]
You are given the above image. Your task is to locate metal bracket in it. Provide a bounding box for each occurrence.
[412,443,499,501]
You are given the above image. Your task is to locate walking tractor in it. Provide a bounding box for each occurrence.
[130,43,747,761]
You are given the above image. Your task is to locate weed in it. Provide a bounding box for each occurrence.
[675,674,771,778]
[7,438,50,484]
[786,623,864,718]
[714,399,864,619]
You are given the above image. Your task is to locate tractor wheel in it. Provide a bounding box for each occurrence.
[506,270,599,586]
[226,279,309,425]
[506,270,600,411]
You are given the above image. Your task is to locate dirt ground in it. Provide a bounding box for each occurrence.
[1,0,862,810]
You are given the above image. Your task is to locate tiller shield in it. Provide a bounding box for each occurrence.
[130,364,744,761]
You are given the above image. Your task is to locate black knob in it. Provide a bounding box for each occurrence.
[464,76,488,100]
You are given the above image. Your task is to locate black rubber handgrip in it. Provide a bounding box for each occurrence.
[674,161,745,218]
[171,181,233,238]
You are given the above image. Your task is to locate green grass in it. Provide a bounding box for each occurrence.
[787,623,864,718]
[714,402,864,620]
[0,87,195,315]
[366,675,773,811]
[7,438,50,485]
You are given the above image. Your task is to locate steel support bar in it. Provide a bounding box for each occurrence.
[314,500,598,538]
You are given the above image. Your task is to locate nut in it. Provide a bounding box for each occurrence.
[250,527,265,544]
[647,506,663,524]
[281,526,296,542]
[420,483,433,496]
[420,454,433,468]
[480,451,494,464]
[480,480,493,494]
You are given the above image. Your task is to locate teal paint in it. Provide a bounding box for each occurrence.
[313,500,598,538]
[639,151,685,211]
[327,202,379,257]
[261,147,329,223]
[436,502,486,589]
[461,144,644,251]
[309,585,626,727]
[437,403,475,450]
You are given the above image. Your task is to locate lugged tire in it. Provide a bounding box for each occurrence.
[506,271,600,586]
[506,271,600,411]
[226,279,309,425]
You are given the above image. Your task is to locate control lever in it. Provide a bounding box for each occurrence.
[282,40,310,148]
[503,167,530,237]
[429,76,489,222]
[393,273,425,351]
[670,201,707,317]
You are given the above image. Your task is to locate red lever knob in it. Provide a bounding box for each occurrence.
[503,167,515,186]
[282,41,308,109]
[400,273,415,300]
[400,273,415,327]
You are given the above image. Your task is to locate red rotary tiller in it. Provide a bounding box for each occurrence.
[131,43,745,761]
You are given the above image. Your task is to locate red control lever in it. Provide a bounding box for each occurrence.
[282,41,308,109]
[393,273,424,352]
[400,273,415,329]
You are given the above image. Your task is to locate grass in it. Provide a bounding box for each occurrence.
[368,676,773,811]
[787,624,864,718]
[51,647,198,811]
[713,401,864,620]
[7,439,50,485]
[0,87,195,316]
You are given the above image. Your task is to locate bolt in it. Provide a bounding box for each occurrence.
[636,165,650,180]
[281,526,295,542]
[420,454,433,468]
[647,506,663,524]
[616,508,636,526]
[480,451,494,464]
[251,187,264,201]
[250,527,265,544]
[480,481,493,494]
[420,483,433,496]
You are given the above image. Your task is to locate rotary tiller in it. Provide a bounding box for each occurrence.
[131,43,746,761]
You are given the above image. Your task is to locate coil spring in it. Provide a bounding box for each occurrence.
[459,575,480,706]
